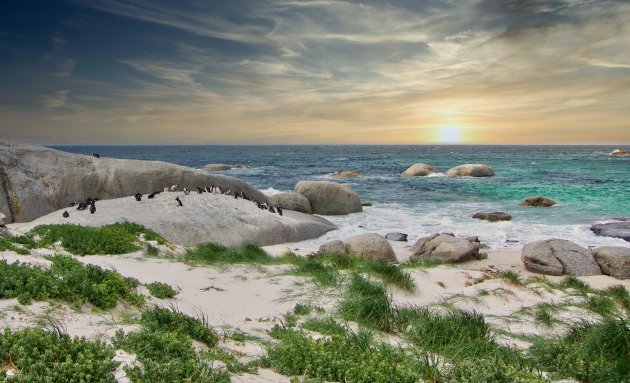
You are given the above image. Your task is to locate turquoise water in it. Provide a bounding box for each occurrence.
[53,145,630,249]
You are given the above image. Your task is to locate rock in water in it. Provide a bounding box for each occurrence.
[318,240,346,254]
[200,164,247,171]
[401,163,436,177]
[270,192,312,214]
[593,247,630,279]
[590,221,630,242]
[328,170,361,178]
[472,212,512,221]
[410,233,481,263]
[0,140,269,223]
[445,164,494,177]
[611,149,630,155]
[344,233,397,262]
[385,232,408,241]
[521,239,602,276]
[295,181,362,215]
[521,196,557,207]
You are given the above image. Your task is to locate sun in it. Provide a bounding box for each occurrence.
[438,125,462,143]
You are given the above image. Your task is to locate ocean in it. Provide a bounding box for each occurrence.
[51,145,630,249]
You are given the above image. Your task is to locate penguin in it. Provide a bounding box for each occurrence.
[277,206,283,216]
[135,193,142,201]
[62,211,69,218]
[183,187,190,195]
[216,186,223,194]
[269,206,276,213]
[196,187,204,194]
[205,186,212,193]
[89,200,96,214]
[176,196,183,207]
[171,184,179,191]
[234,192,238,199]
[92,153,101,158]
[77,202,87,210]
[148,192,156,199]
[68,201,77,207]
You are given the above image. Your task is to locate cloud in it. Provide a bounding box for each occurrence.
[43,90,69,110]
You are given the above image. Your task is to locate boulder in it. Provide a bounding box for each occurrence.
[521,196,557,207]
[611,149,630,155]
[0,141,269,223]
[401,163,436,177]
[295,181,362,215]
[270,192,312,214]
[593,247,630,279]
[590,222,630,242]
[521,239,602,276]
[0,212,5,226]
[385,232,408,242]
[410,233,481,263]
[344,233,397,262]
[318,240,346,254]
[329,170,361,179]
[200,164,247,171]
[7,193,336,247]
[445,164,494,177]
[472,212,512,222]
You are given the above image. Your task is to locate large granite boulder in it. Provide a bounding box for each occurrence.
[329,170,361,179]
[401,163,436,177]
[611,149,630,155]
[472,212,512,222]
[592,247,630,279]
[521,239,602,276]
[200,164,247,171]
[295,181,362,215]
[590,221,630,242]
[521,196,557,207]
[8,193,336,247]
[0,141,269,223]
[270,192,312,214]
[318,240,346,254]
[344,233,397,262]
[410,233,481,263]
[445,164,494,177]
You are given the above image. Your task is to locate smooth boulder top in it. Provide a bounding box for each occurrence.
[521,196,557,207]
[0,140,268,223]
[472,212,512,222]
[328,170,361,179]
[385,232,408,241]
[592,247,630,280]
[270,192,312,214]
[295,180,362,215]
[521,239,602,276]
[8,192,336,247]
[200,164,248,171]
[401,163,436,177]
[410,233,481,263]
[445,164,495,177]
[318,240,346,254]
[611,149,630,155]
[590,221,630,242]
[344,233,397,262]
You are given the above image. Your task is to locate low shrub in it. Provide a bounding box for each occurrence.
[141,306,219,347]
[183,243,277,264]
[146,281,177,299]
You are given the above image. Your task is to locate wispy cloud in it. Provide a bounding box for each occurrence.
[43,90,69,110]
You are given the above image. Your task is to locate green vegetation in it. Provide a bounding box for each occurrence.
[301,317,347,337]
[146,281,177,299]
[556,276,591,294]
[0,256,144,309]
[339,274,394,332]
[141,306,219,347]
[496,270,523,286]
[531,317,630,382]
[0,328,117,382]
[183,243,278,265]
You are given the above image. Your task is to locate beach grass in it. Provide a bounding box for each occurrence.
[140,306,219,347]
[339,274,394,332]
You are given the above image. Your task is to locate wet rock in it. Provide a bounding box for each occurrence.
[611,149,630,155]
[200,164,247,171]
[445,164,494,177]
[329,170,361,178]
[472,212,512,221]
[401,163,436,177]
[521,196,557,207]
[590,221,630,242]
[385,232,408,242]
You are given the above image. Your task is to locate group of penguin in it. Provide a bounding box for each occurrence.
[61,184,283,218]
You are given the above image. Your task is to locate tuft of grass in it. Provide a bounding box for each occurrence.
[141,306,218,347]
[601,284,630,312]
[0,256,143,309]
[496,270,523,286]
[401,258,443,269]
[533,303,562,327]
[146,281,177,299]
[183,243,278,265]
[531,316,630,382]
[339,274,393,332]
[557,276,591,294]
[0,328,118,382]
[292,303,313,316]
[291,257,339,286]
[28,223,166,255]
[301,317,348,337]
[364,261,415,292]
[585,295,618,317]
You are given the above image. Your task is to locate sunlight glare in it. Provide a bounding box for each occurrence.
[438,126,462,143]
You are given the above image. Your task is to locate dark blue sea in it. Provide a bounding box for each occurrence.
[51,145,630,249]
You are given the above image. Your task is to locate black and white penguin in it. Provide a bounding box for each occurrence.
[277,206,283,216]
[148,192,156,199]
[183,187,190,195]
[171,184,179,191]
[234,192,238,199]
[68,201,77,207]
[92,153,101,158]
[77,202,87,210]
[216,186,223,194]
[62,211,69,218]
[176,196,183,206]
[269,206,276,213]
[135,193,142,201]
[196,187,204,194]
[89,200,96,214]
[205,186,212,193]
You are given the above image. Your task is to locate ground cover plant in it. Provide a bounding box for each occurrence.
[140,306,219,347]
[0,256,144,309]
[5,223,167,255]
[0,327,117,382]
[145,281,177,299]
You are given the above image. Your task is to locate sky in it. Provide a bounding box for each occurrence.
[0,0,629,145]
